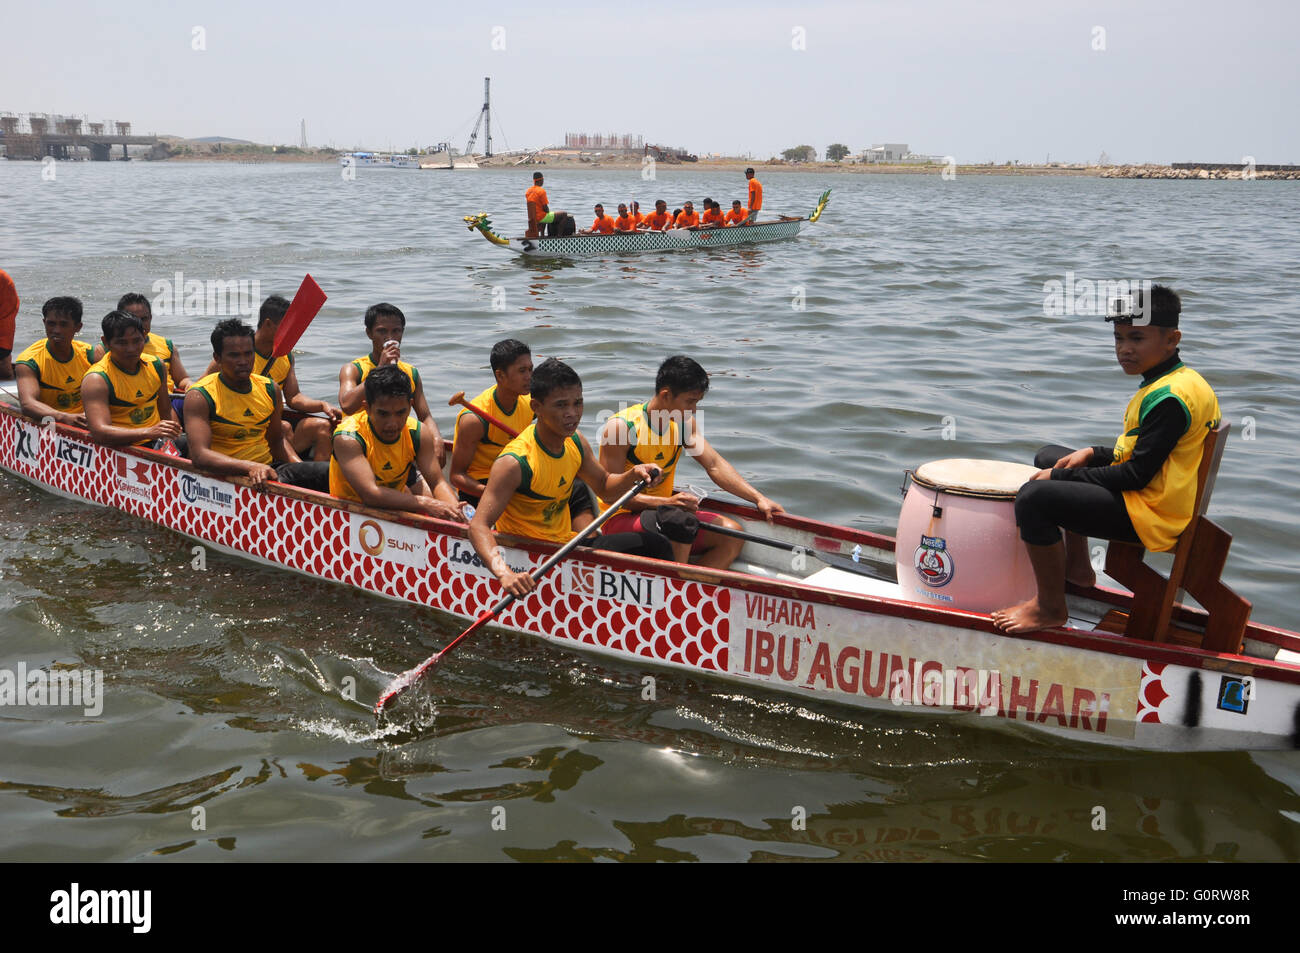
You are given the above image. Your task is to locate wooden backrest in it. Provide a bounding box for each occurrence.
[1192,420,1230,518]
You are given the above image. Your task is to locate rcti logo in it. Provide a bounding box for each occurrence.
[914,535,954,588]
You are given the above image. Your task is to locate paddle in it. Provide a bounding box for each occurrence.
[271,274,327,359]
[448,391,520,438]
[699,521,896,582]
[374,473,656,714]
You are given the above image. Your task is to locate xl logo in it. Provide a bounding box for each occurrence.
[14,422,40,464]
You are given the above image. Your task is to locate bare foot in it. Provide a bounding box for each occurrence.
[991,598,1068,633]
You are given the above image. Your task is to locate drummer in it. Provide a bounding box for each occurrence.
[597,355,784,570]
[992,285,1221,634]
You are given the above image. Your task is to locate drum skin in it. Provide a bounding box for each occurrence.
[895,460,1038,614]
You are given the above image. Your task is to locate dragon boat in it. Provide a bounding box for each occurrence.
[2,398,1298,751]
[463,190,831,257]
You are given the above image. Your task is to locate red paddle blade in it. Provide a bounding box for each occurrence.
[271,274,327,359]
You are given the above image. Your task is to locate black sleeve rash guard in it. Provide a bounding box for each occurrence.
[1049,397,1188,493]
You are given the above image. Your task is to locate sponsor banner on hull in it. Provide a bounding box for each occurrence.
[179,472,237,517]
[561,562,666,608]
[727,591,1141,738]
[444,537,532,579]
[348,512,431,569]
[12,419,43,471]
[113,453,153,504]
[53,434,96,471]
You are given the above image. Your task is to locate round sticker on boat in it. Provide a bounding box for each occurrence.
[358,519,386,557]
[914,535,954,587]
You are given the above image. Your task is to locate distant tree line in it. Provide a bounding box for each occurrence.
[779,143,852,162]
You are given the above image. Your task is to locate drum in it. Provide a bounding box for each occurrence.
[895,459,1039,613]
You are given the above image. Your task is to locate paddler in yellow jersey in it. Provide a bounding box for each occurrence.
[993,284,1221,634]
[81,310,182,448]
[114,292,193,393]
[205,295,343,461]
[329,364,466,521]
[598,355,785,570]
[14,296,95,427]
[337,302,444,462]
[185,318,329,491]
[449,339,535,501]
[469,358,669,597]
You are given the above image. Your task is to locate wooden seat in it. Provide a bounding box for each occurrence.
[1102,421,1251,653]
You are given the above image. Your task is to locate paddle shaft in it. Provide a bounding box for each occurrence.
[448,391,520,439]
[375,475,653,713]
[699,522,894,581]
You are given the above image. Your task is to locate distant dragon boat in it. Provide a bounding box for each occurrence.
[464,190,831,257]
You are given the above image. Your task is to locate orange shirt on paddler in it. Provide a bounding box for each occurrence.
[642,210,672,230]
[525,184,549,233]
[674,209,700,227]
[748,178,763,212]
[700,208,724,226]
[632,211,646,227]
[590,214,616,234]
[725,207,748,225]
[613,214,636,231]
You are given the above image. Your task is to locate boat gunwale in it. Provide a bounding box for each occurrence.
[3,400,1298,686]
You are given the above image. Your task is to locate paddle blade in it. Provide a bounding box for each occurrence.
[271,274,327,358]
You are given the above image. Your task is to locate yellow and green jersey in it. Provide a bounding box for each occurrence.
[495,423,584,543]
[1112,362,1221,551]
[143,332,177,385]
[599,400,684,515]
[254,348,293,391]
[15,338,96,412]
[350,354,421,393]
[191,371,277,463]
[457,385,534,481]
[329,410,422,502]
[84,353,167,441]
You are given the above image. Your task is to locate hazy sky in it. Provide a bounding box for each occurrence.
[5,0,1298,164]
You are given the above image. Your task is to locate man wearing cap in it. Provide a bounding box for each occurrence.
[992,284,1221,634]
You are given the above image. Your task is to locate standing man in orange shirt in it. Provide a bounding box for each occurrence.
[525,172,567,238]
[745,167,763,223]
[581,204,617,235]
[0,269,17,380]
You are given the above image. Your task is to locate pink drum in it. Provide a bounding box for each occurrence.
[896,459,1039,613]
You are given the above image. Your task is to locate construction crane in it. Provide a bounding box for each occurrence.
[464,77,493,158]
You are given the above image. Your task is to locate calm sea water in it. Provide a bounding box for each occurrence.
[1,160,1298,862]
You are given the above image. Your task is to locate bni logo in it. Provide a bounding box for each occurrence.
[562,563,665,608]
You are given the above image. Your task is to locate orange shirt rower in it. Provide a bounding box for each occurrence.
[583,204,617,234]
[700,201,724,227]
[613,203,636,231]
[674,202,700,228]
[745,167,763,222]
[630,202,646,227]
[0,268,18,380]
[725,201,749,225]
[640,200,674,231]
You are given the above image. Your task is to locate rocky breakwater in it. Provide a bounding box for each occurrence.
[1102,164,1300,180]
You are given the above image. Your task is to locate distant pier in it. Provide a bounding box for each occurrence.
[1,113,159,160]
